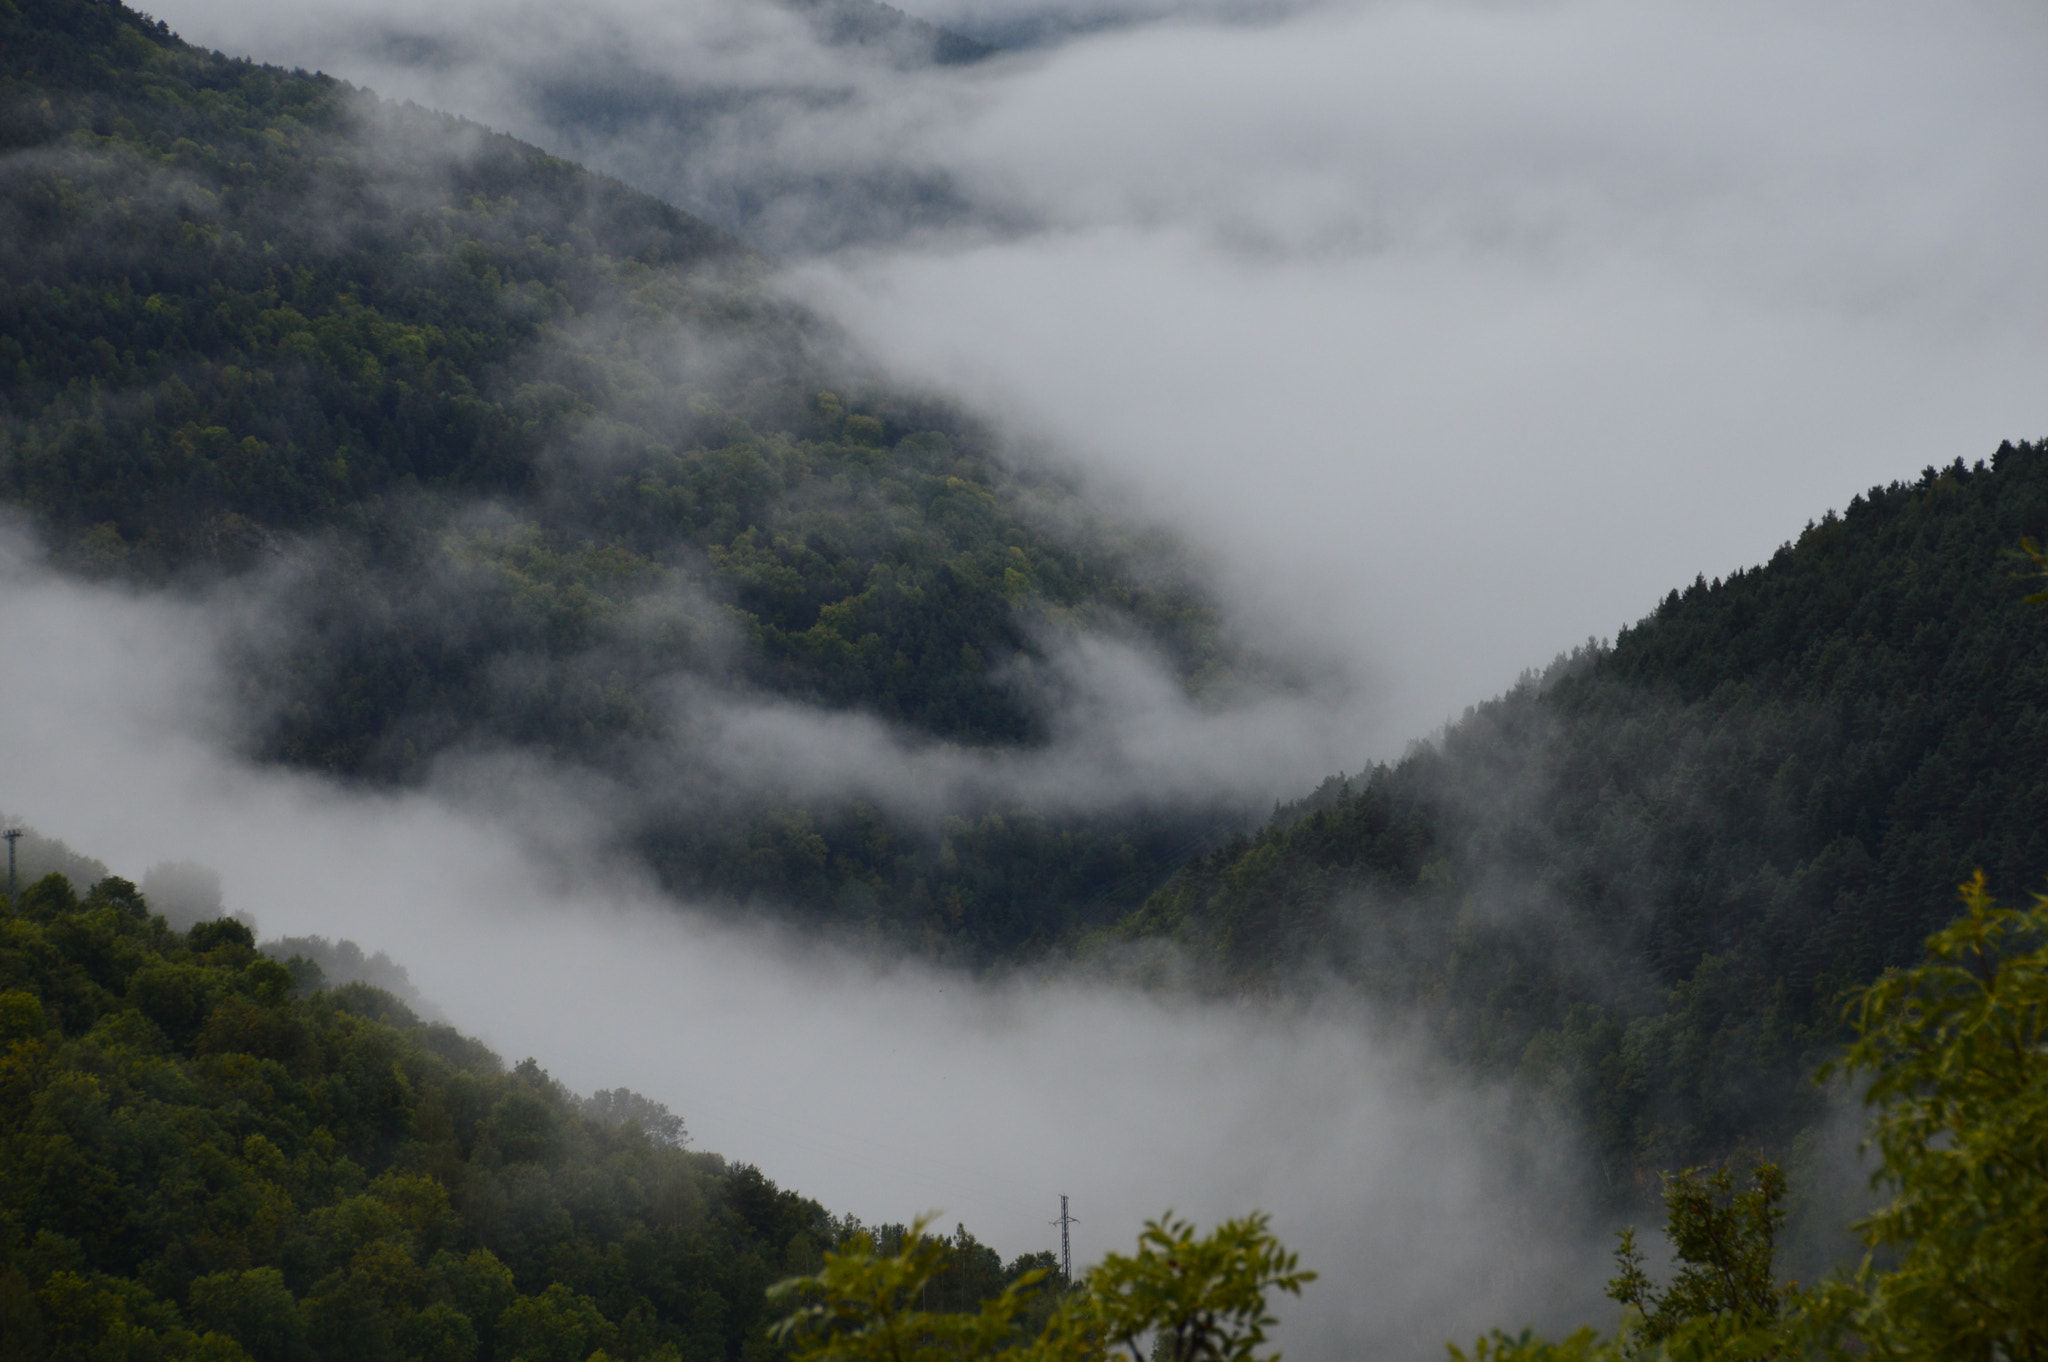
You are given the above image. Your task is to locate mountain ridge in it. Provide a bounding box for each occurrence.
[0,0,1253,957]
[0,858,1057,1361]
[1098,442,2048,1179]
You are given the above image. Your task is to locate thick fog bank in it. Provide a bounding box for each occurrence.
[5,0,2024,1338]
[141,0,2048,756]
[783,0,2048,751]
[0,538,1613,1357]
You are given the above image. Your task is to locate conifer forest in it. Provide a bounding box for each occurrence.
[3,0,2045,1357]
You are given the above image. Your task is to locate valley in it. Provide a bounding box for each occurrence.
[3,0,2046,1357]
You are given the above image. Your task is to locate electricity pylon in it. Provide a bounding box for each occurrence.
[1052,1194,1079,1283]
[3,827,19,910]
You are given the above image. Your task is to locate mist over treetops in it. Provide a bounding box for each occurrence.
[4,0,2048,1354]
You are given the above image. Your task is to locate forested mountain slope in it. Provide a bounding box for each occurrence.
[0,865,1049,1361]
[779,0,994,64]
[0,0,1243,957]
[1108,443,2048,1180]
[308,0,997,254]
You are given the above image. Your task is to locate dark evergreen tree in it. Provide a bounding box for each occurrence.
[1109,444,2048,1179]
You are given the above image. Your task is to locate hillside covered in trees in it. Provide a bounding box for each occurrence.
[0,0,1247,959]
[0,863,1053,1361]
[9,0,2048,1232]
[1104,441,2048,1183]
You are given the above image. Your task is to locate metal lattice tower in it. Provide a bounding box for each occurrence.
[3,828,20,910]
[1052,1194,1078,1282]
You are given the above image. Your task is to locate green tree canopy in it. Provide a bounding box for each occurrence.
[770,1213,1313,1362]
[1455,869,2048,1361]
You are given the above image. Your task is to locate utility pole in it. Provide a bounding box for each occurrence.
[1052,1194,1078,1283]
[3,828,20,910]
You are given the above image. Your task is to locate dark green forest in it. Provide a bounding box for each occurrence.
[0,0,1248,959]
[1104,442,2048,1185]
[779,0,994,65]
[11,0,2048,1344]
[0,867,1052,1361]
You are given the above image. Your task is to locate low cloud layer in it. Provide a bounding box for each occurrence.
[7,0,2031,1347]
[0,532,1613,1357]
[785,0,2048,746]
[654,628,1357,819]
[146,0,2048,755]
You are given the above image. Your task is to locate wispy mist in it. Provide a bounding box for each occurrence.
[8,0,2035,1346]
[649,629,1355,818]
[144,0,2048,756]
[784,0,2048,749]
[0,532,1614,1356]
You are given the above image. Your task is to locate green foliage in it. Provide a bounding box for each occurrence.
[1460,870,2048,1362]
[189,1268,304,1360]
[1448,1327,1615,1362]
[1815,871,2048,1359]
[0,869,852,1361]
[2014,536,2048,604]
[780,0,995,66]
[1112,446,2048,1178]
[769,1216,1049,1362]
[770,1214,1311,1362]
[1449,1314,1799,1362]
[1063,1215,1312,1362]
[0,0,1247,953]
[1606,1162,1787,1343]
[1454,1169,1808,1362]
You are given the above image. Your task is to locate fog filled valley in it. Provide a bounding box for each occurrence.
[3,0,2047,1358]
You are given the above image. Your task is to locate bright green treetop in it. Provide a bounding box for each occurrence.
[1455,868,2048,1362]
[1817,869,2048,1359]
[770,1213,1313,1362]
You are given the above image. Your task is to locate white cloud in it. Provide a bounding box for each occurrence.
[17,0,2033,1343]
[782,0,2048,744]
[149,0,2048,745]
[0,536,1611,1356]
[652,627,1358,817]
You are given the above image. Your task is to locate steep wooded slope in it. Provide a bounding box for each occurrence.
[0,866,1050,1362]
[780,0,995,64]
[0,0,1241,955]
[1110,443,2048,1177]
